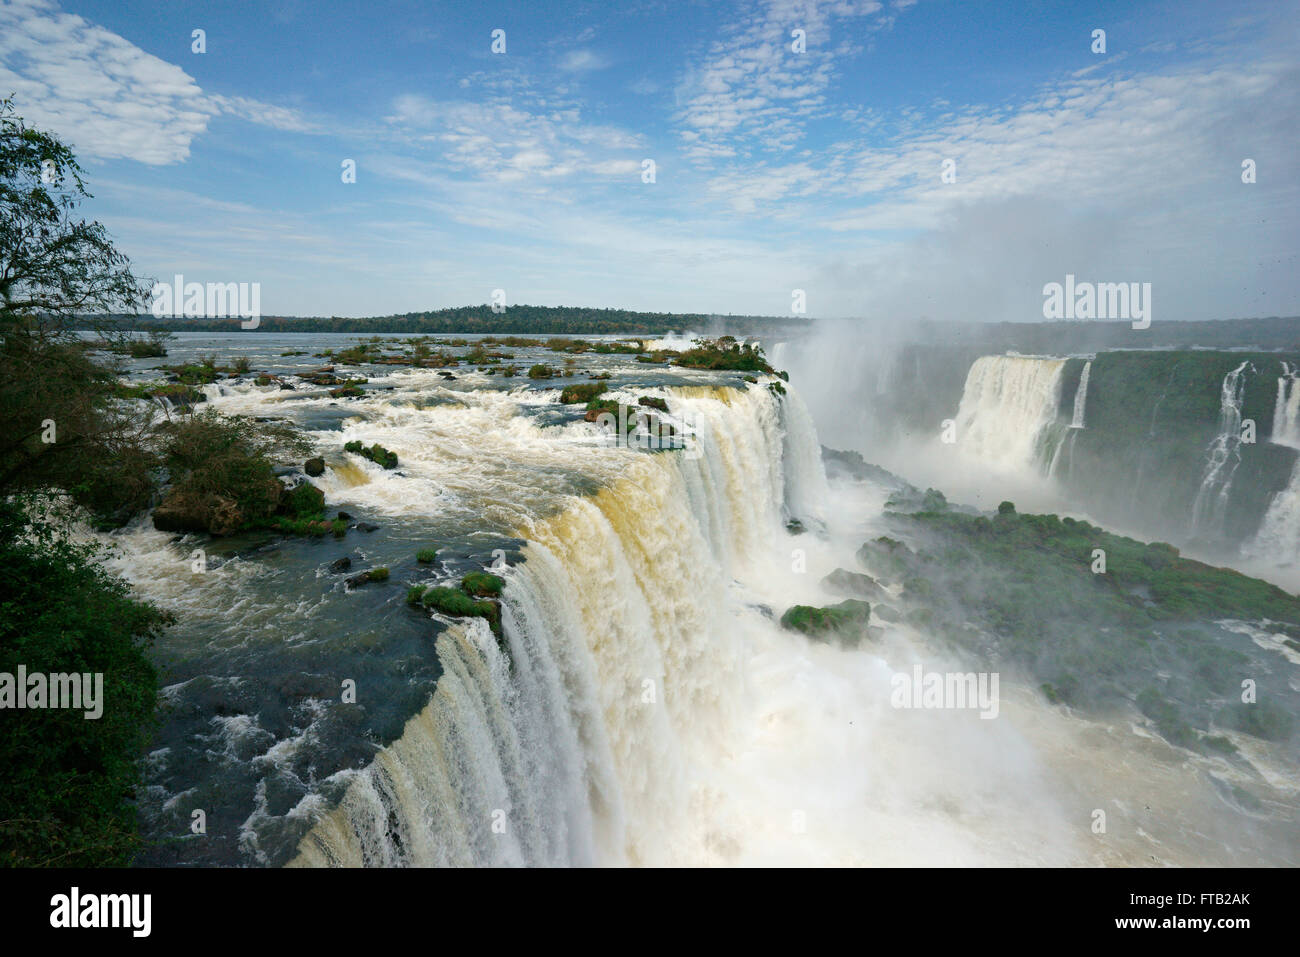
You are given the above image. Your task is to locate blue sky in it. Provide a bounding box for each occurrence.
[1,0,1297,320]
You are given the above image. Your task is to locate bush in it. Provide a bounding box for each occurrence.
[0,497,171,865]
[156,411,310,534]
[421,586,480,616]
[527,364,555,379]
[560,383,607,404]
[343,440,398,469]
[417,548,438,564]
[461,571,505,596]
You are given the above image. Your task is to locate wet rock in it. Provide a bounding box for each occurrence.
[874,604,902,623]
[336,511,352,522]
[355,522,379,533]
[821,568,888,601]
[328,557,352,574]
[345,566,389,589]
[152,496,206,534]
[304,457,325,477]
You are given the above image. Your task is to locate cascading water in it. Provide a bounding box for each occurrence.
[1270,361,1300,449]
[1047,359,1092,478]
[290,386,820,866]
[1244,362,1300,565]
[1191,361,1252,536]
[1069,360,1092,430]
[951,356,1067,473]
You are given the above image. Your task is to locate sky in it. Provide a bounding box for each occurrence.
[0,0,1297,321]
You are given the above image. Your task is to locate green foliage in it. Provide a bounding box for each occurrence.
[886,506,1300,752]
[416,548,438,564]
[343,440,398,469]
[368,566,389,582]
[0,497,170,865]
[159,411,308,534]
[527,364,555,379]
[674,336,773,373]
[461,571,505,596]
[560,383,607,404]
[421,586,482,617]
[637,396,669,412]
[779,600,871,640]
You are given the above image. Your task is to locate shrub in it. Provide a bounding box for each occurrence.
[0,497,171,865]
[417,548,438,563]
[560,383,607,404]
[421,585,480,616]
[461,571,505,596]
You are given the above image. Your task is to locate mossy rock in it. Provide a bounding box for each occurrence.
[779,599,871,644]
[461,571,505,597]
[637,396,669,412]
[560,383,607,404]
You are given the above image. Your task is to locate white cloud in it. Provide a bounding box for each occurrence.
[558,49,611,73]
[0,0,312,164]
[384,94,644,182]
[673,0,891,161]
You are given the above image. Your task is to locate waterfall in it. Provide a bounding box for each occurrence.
[1246,362,1300,563]
[289,384,826,866]
[952,355,1067,472]
[1070,360,1092,429]
[1271,361,1300,449]
[1191,361,1252,536]
[1046,360,1093,478]
[1244,456,1300,567]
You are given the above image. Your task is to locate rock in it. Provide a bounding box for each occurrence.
[345,567,389,588]
[152,498,206,534]
[336,511,352,521]
[304,457,325,477]
[820,568,888,601]
[874,604,902,623]
[779,599,871,645]
[786,518,805,535]
[328,557,352,573]
[279,480,325,518]
[356,522,379,533]
[206,496,245,536]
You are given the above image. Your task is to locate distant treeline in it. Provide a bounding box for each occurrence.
[82,304,806,336]
[81,309,1300,347]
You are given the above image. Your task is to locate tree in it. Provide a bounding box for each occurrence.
[0,99,155,520]
[0,97,147,334]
